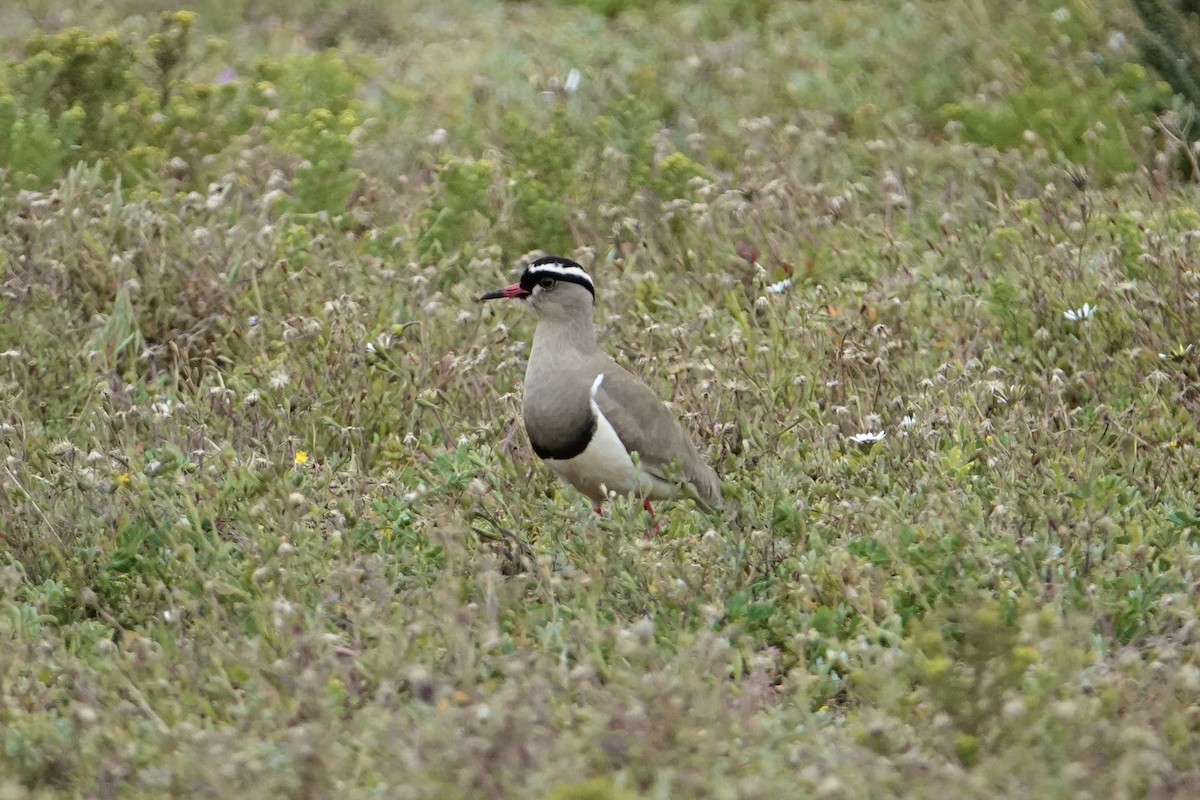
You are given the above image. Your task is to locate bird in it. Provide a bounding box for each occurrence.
[479,255,723,520]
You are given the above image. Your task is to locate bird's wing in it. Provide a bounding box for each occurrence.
[592,364,723,510]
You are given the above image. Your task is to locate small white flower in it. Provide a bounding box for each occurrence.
[1051,7,1070,23]
[564,68,582,94]
[151,399,175,418]
[244,389,261,406]
[1158,344,1194,361]
[269,369,290,390]
[1063,303,1098,322]
[765,277,794,295]
[367,333,396,355]
[0,349,22,359]
[849,431,887,445]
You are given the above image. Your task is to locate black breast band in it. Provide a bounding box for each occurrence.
[530,417,597,460]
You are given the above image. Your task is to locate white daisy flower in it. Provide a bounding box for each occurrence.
[564,68,582,94]
[1158,344,1194,361]
[1063,303,1098,322]
[848,431,887,445]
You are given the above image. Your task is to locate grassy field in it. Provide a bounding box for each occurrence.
[1,0,1199,797]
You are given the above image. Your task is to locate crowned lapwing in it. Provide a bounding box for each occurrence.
[479,256,723,519]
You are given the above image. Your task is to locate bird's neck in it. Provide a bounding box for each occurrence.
[525,317,600,397]
[531,317,597,358]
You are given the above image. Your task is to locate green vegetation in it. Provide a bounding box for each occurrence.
[1,0,1198,797]
[1130,0,1200,122]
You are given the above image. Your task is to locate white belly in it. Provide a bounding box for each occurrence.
[543,374,677,504]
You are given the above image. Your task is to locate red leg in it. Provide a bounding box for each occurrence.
[642,498,662,538]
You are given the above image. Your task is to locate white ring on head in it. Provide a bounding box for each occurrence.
[526,262,594,290]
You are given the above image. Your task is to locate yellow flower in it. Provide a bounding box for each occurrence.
[294,451,309,466]
[116,471,133,488]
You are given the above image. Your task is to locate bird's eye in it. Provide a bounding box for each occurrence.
[538,277,557,289]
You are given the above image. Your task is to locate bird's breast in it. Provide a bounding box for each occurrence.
[522,369,598,461]
[527,414,596,460]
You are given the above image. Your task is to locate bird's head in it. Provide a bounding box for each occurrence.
[479,256,596,322]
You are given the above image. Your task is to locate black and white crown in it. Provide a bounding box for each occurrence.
[520,256,595,297]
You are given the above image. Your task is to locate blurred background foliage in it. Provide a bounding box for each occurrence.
[0,1,1195,215]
